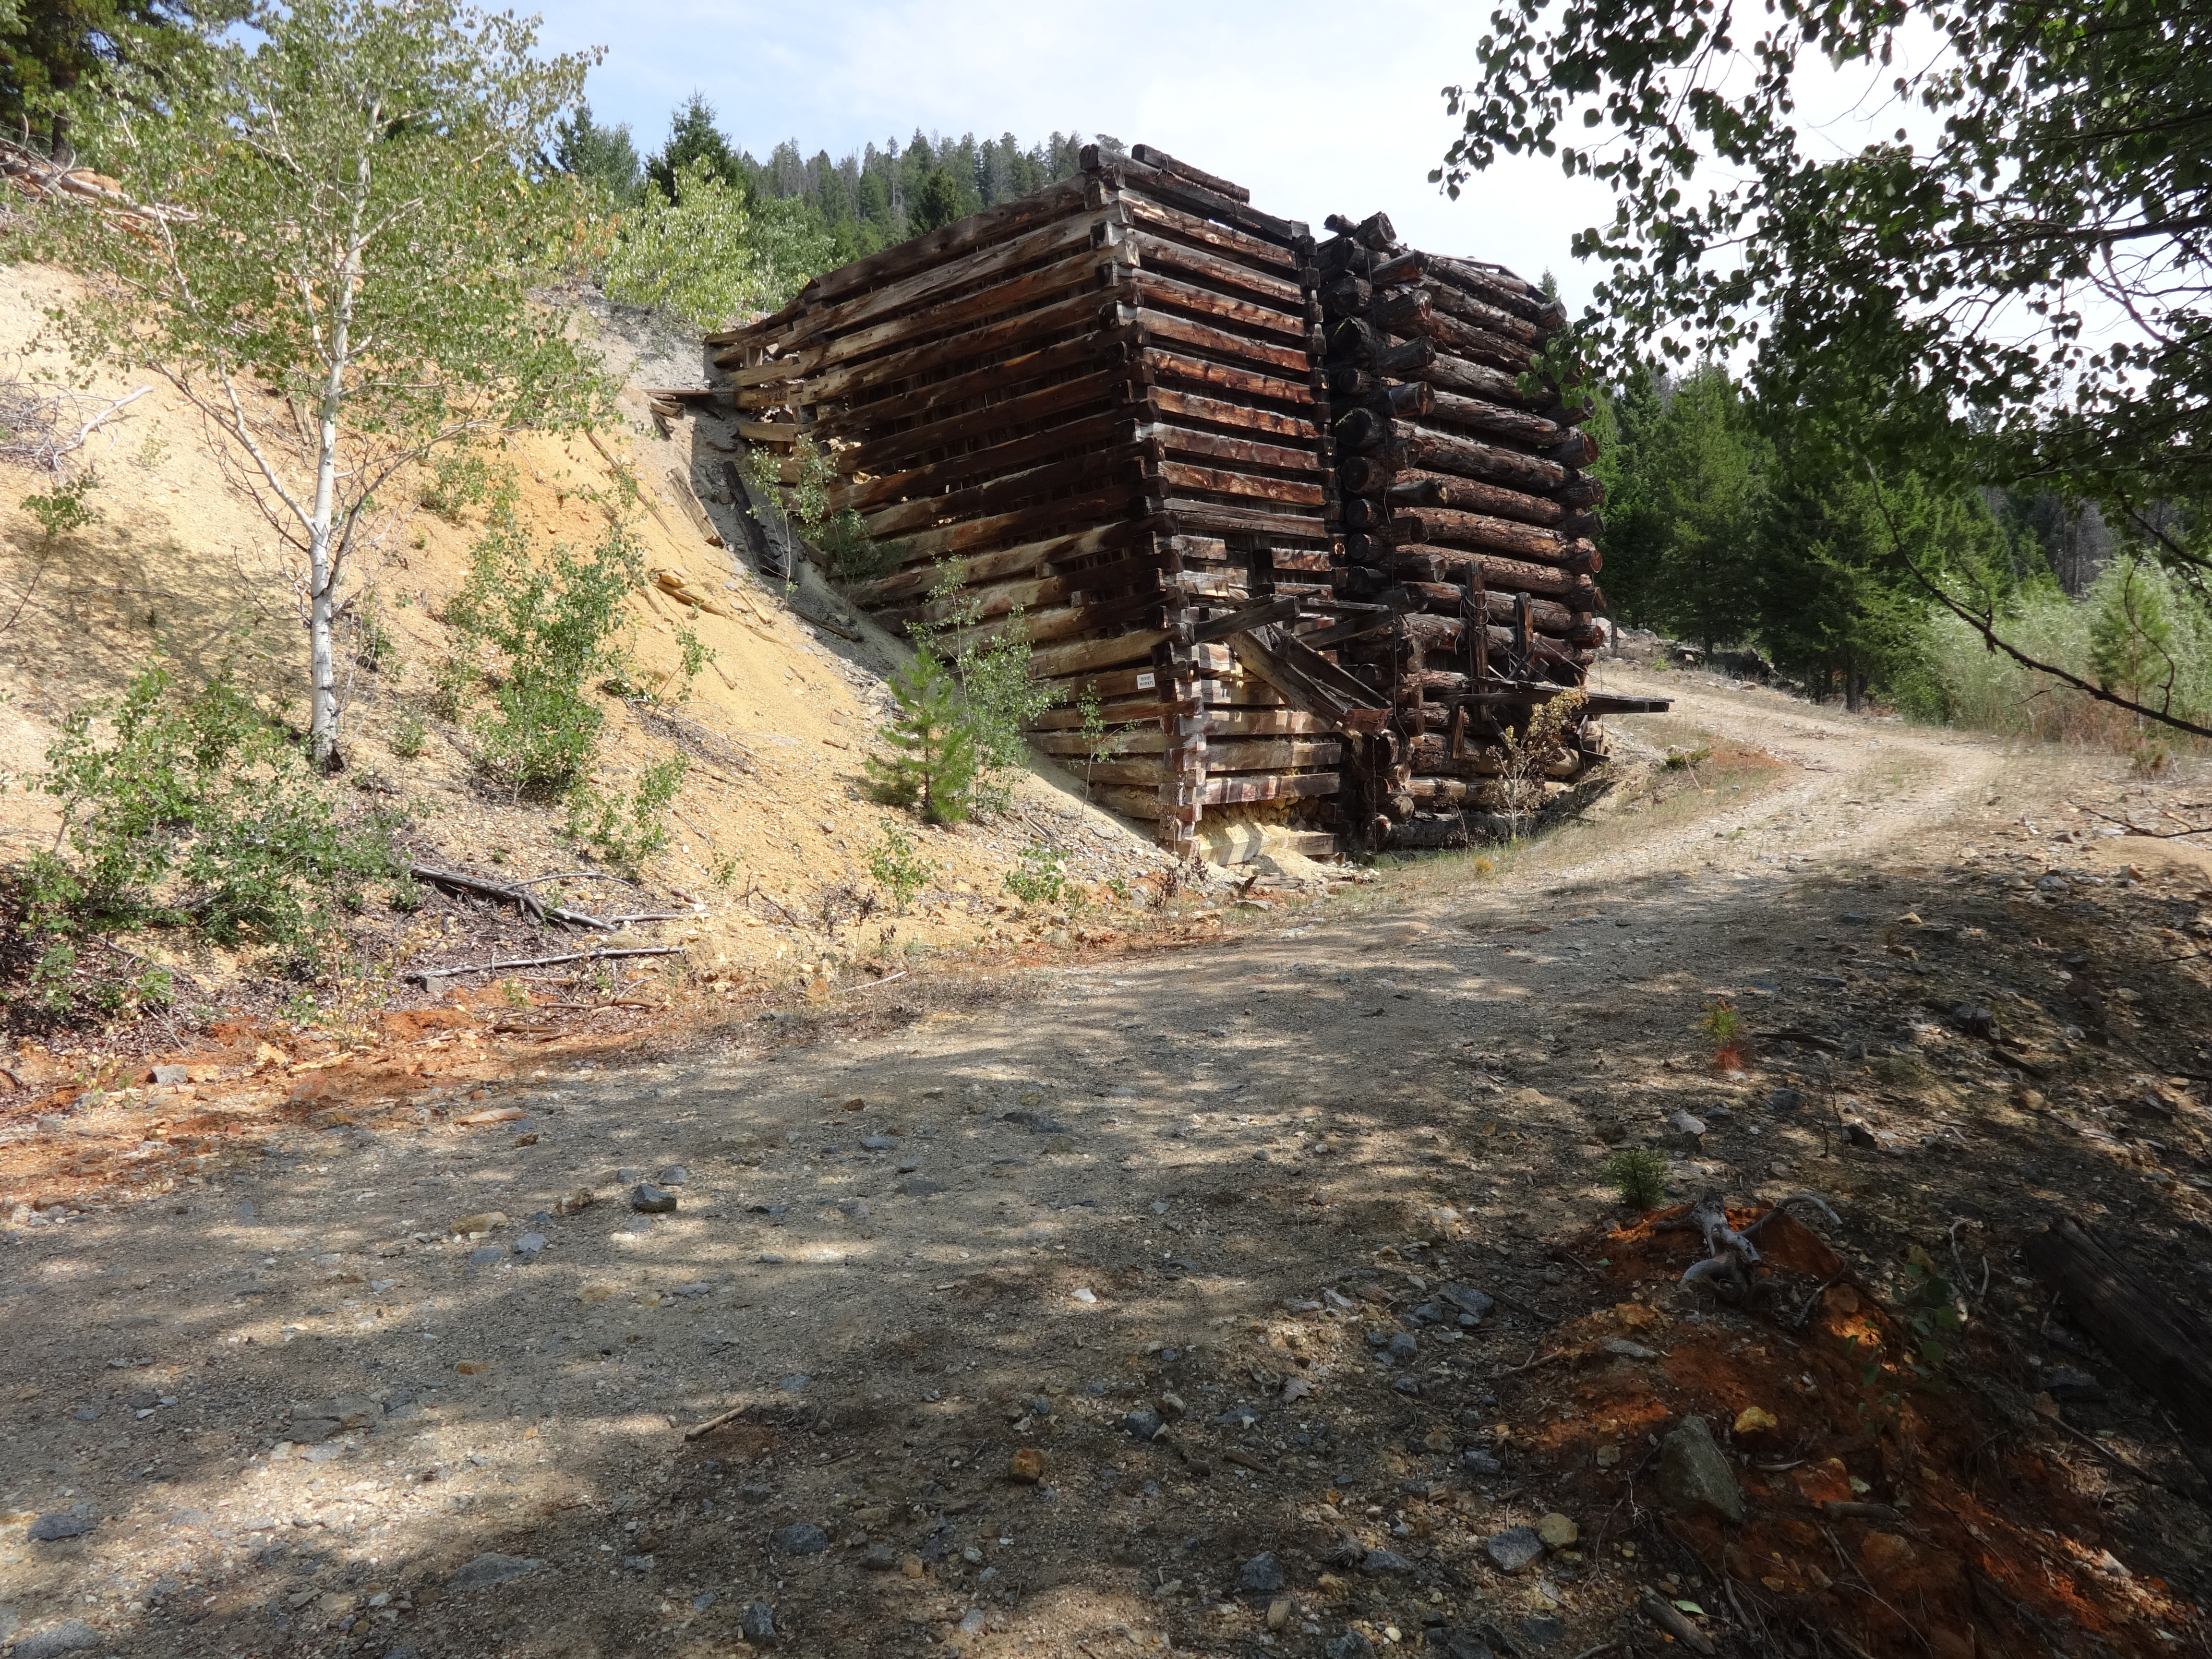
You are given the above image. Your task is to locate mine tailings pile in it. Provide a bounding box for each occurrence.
[719,144,1667,856]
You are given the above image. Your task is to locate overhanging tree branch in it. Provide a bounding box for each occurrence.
[1859,459,2212,742]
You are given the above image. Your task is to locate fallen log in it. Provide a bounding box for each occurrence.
[2022,1214,2212,1442]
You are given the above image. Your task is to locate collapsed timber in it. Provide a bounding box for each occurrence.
[714,145,1667,857]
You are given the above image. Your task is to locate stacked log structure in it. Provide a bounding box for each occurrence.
[1313,212,1623,851]
[716,144,1359,855]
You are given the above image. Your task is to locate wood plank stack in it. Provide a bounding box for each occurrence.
[1310,212,1616,851]
[713,144,1348,854]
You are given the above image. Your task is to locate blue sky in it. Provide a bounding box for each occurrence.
[528,0,1619,310]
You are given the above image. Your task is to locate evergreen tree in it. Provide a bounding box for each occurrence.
[911,167,961,233]
[647,92,741,199]
[866,651,977,824]
[0,0,240,161]
[553,101,641,202]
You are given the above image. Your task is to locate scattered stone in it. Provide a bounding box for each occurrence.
[771,1523,829,1555]
[860,1136,896,1151]
[624,1554,655,1572]
[1008,1447,1046,1483]
[1595,1445,1621,1469]
[741,1601,776,1643]
[447,1552,541,1589]
[1323,1632,1376,1659]
[1536,1513,1578,1549]
[1768,1087,1805,1111]
[1239,1551,1286,1592]
[1360,1549,1412,1575]
[835,1198,870,1223]
[615,1167,642,1182]
[13,1621,103,1658]
[656,1166,688,1185]
[515,1233,547,1259]
[1123,1409,1163,1440]
[1953,1004,1998,1037]
[1391,1378,1421,1396]
[1516,1614,1570,1650]
[901,1554,924,1579]
[2043,1368,2104,1403]
[1602,1338,1659,1361]
[1385,1332,1418,1363]
[467,1245,505,1268]
[151,1064,190,1086]
[455,1360,491,1376]
[1463,1449,1502,1476]
[451,1211,506,1235]
[1071,1286,1099,1304]
[779,1373,811,1392]
[1485,1526,1545,1573]
[629,1183,677,1214]
[1733,1406,1779,1435]
[1657,1415,1744,1523]
[1268,1598,1292,1630]
[900,1178,947,1198]
[862,1544,898,1571]
[27,1513,94,1541]
[1438,1284,1492,1320]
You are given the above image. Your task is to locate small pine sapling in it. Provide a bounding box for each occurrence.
[1604,1147,1669,1211]
[866,651,977,824]
[1699,997,1753,1071]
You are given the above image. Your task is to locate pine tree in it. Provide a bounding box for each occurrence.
[553,101,641,202]
[866,651,978,824]
[912,168,961,233]
[647,92,741,200]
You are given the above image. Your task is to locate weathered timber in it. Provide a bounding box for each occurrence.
[1114,309,1314,378]
[1416,273,1545,345]
[859,442,1152,539]
[1151,424,1321,475]
[1126,272,1313,345]
[1099,152,1310,248]
[762,175,1091,317]
[1136,351,1315,412]
[1422,388,1563,448]
[832,410,1137,518]
[1128,144,1251,205]
[1117,191,1298,274]
[1228,625,1392,735]
[871,483,1149,566]
[1410,351,1537,408]
[1143,384,1317,443]
[1189,595,1302,643]
[1398,507,1596,568]
[1029,628,1176,680]
[1386,471,1564,528]
[2023,1214,2212,1442]
[1394,421,1570,494]
[803,289,1109,409]
[1154,460,1327,508]
[1425,252,1565,328]
[1130,229,1306,310]
[814,252,1109,373]
[779,211,1100,348]
[845,521,1148,606]
[833,369,1132,479]
[830,333,1114,435]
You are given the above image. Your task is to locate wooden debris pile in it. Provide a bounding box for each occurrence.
[716,152,1666,856]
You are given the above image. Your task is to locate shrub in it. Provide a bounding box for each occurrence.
[744,437,896,584]
[445,506,642,798]
[1004,841,1079,908]
[602,159,831,329]
[1497,687,1587,833]
[21,470,101,544]
[566,753,687,874]
[390,712,428,759]
[866,650,978,824]
[906,562,1061,813]
[1699,997,1753,1070]
[1604,1147,1669,1211]
[418,447,500,523]
[10,665,399,1013]
[866,818,934,913]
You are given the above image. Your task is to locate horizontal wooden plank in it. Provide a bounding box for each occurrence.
[1156,460,1326,507]
[785,211,1099,348]
[837,369,1133,479]
[1145,384,1317,444]
[817,252,1108,374]
[1087,781,1165,821]
[1131,228,1307,311]
[860,442,1150,539]
[1030,627,1173,680]
[1152,423,1322,476]
[1139,349,1314,411]
[831,333,1113,438]
[869,483,1148,565]
[1202,770,1340,805]
[844,520,1149,608]
[1128,272,1311,346]
[1119,191,1297,275]
[805,289,1109,409]
[1120,309,1313,380]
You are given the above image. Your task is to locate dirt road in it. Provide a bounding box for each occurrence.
[4,669,2209,1659]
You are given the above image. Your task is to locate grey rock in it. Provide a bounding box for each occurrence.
[899,1177,947,1197]
[1484,1526,1544,1573]
[860,1136,897,1151]
[13,1622,103,1658]
[895,1159,920,1173]
[1385,1332,1418,1363]
[656,1166,688,1185]
[861,1544,898,1572]
[835,1197,870,1222]
[515,1232,547,1258]
[1656,1415,1744,1522]
[1516,1615,1569,1651]
[72,1404,100,1422]
[623,1554,655,1572]
[382,1649,424,1659]
[27,1513,95,1541]
[1391,1377,1421,1396]
[1238,1551,1286,1592]
[233,1201,255,1220]
[1360,1549,1413,1575]
[1123,1409,1163,1440]
[1462,1449,1502,1476]
[1602,1338,1659,1361]
[1323,1634,1376,1659]
[741,1602,776,1643]
[1840,911,1869,925]
[615,1166,642,1182]
[1768,1087,1806,1112]
[779,1372,811,1392]
[629,1182,677,1214]
[467,1245,505,1268]
[1668,1109,1707,1137]
[151,1065,190,1086]
[447,1552,541,1589]
[1439,1283,1493,1320]
[1953,1004,1998,1038]
[770,1523,829,1555]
